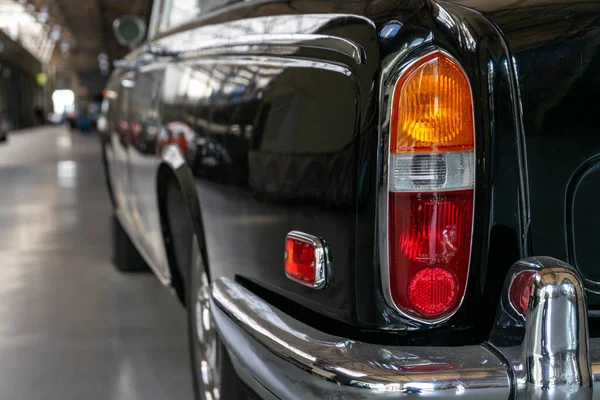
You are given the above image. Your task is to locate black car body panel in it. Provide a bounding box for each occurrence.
[102,0,600,350]
[473,1,600,308]
[155,13,379,327]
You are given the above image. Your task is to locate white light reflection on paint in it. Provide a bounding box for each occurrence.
[335,366,367,378]
[57,160,77,188]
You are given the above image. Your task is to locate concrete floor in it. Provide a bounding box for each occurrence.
[0,126,193,400]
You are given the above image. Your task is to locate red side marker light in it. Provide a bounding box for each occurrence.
[285,231,328,289]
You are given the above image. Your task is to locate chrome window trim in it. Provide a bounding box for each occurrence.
[377,48,476,325]
[147,0,166,41]
[285,231,329,290]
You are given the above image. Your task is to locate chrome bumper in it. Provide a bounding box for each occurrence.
[211,257,600,399]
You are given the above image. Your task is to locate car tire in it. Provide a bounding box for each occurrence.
[112,214,149,272]
[0,132,6,142]
[187,234,255,400]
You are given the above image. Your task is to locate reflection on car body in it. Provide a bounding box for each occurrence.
[101,0,600,398]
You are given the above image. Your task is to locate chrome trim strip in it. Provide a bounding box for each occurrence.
[211,277,511,399]
[377,48,476,325]
[181,34,365,64]
[285,231,330,289]
[155,56,354,77]
[149,14,371,65]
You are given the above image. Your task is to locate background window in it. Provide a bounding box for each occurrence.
[160,0,201,32]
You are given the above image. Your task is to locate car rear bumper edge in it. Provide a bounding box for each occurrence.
[211,256,600,399]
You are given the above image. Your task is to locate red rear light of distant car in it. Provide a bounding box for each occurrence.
[386,51,475,323]
[131,122,142,135]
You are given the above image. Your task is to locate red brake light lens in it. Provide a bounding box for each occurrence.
[389,190,473,319]
[407,266,459,316]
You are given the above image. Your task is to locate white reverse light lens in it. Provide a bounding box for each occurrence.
[389,150,474,192]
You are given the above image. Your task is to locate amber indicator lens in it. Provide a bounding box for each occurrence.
[285,237,317,285]
[390,52,474,153]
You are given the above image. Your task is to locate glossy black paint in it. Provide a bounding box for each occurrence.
[102,0,600,343]
[455,0,600,308]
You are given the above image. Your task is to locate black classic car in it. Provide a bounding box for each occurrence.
[101,0,600,398]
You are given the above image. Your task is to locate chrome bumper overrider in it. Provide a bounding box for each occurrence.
[211,257,600,399]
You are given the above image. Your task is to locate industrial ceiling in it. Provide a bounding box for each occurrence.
[0,0,150,74]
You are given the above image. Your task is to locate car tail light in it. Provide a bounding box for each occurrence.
[386,51,475,323]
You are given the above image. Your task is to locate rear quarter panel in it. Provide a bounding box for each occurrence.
[474,1,600,307]
[101,0,531,339]
[156,13,379,324]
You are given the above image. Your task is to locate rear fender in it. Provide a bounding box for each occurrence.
[157,144,211,302]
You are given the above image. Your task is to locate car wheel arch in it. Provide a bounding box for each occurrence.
[156,144,211,307]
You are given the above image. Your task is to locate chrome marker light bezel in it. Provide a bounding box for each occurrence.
[285,231,330,290]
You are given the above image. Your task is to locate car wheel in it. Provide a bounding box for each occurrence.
[111,214,149,272]
[0,132,6,142]
[188,236,254,400]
